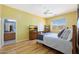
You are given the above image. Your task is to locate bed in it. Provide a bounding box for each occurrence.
[37,29,72,54]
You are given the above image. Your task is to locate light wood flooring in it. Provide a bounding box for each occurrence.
[0,40,62,54]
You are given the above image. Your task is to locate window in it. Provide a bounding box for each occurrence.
[38,23,44,32]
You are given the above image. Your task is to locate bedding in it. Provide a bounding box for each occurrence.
[37,29,72,54]
[43,34,72,54]
[60,29,72,41]
[37,33,58,41]
[58,29,65,37]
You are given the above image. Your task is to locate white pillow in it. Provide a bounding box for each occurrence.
[60,29,72,41]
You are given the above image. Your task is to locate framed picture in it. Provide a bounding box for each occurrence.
[52,18,66,29]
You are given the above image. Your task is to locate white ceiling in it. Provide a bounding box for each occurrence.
[5,4,77,18]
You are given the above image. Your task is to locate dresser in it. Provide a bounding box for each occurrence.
[44,25,50,32]
[29,25,38,40]
[4,32,15,41]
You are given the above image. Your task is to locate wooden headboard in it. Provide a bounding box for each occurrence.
[72,25,77,54]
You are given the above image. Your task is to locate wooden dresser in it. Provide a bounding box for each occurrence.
[44,25,50,32]
[29,25,38,40]
[4,32,15,41]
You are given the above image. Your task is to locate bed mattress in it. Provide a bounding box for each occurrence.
[43,33,72,54]
[37,32,72,54]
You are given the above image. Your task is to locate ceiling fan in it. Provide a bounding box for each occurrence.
[43,9,53,14]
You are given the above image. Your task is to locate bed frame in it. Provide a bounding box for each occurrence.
[72,25,78,54]
[37,25,78,54]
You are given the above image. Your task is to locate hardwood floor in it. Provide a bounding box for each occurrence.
[0,40,62,54]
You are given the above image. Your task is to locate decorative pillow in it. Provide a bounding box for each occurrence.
[60,29,71,40]
[65,30,71,40]
[58,29,65,37]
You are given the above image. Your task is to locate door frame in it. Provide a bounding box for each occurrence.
[3,19,17,46]
[0,18,4,48]
[0,18,17,47]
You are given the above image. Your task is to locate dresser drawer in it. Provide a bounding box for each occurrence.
[4,32,15,41]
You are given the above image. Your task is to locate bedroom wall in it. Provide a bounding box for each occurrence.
[0,18,1,48]
[0,5,1,31]
[45,11,77,33]
[0,5,2,34]
[0,5,1,17]
[0,5,2,47]
[1,5,46,42]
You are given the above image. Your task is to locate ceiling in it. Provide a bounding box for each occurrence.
[5,4,77,18]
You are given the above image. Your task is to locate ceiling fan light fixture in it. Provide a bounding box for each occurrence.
[44,10,53,14]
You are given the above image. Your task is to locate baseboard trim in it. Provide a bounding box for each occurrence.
[16,39,30,44]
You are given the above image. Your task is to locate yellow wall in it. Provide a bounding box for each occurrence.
[0,5,2,37]
[46,11,77,32]
[0,5,1,17]
[0,5,2,46]
[0,4,77,42]
[0,5,2,17]
[1,5,45,42]
[0,5,1,15]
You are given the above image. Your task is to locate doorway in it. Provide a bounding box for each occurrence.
[4,19,16,45]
